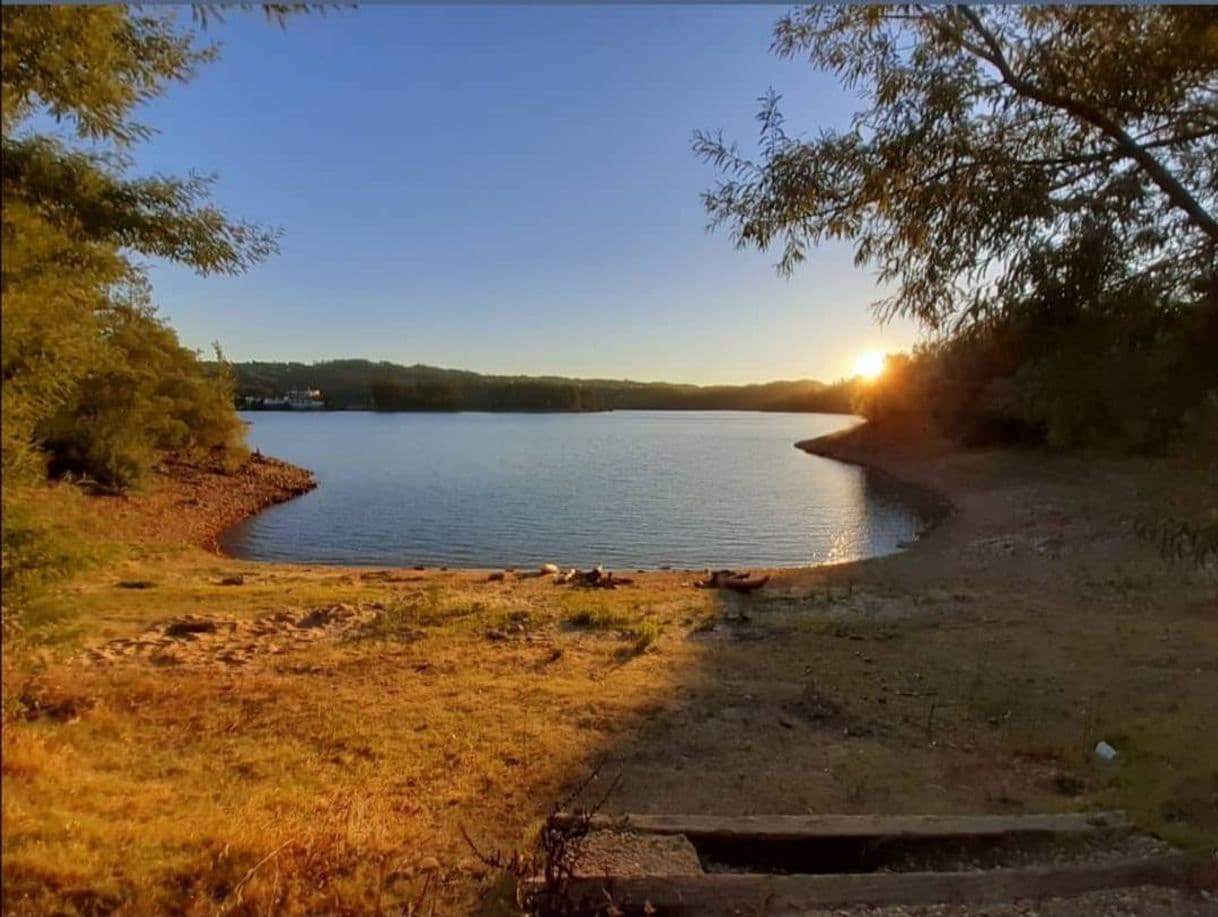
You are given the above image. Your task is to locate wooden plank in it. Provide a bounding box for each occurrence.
[551,811,1129,842]
[535,854,1217,915]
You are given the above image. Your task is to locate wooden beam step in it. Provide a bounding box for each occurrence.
[534,854,1217,915]
[551,811,1130,842]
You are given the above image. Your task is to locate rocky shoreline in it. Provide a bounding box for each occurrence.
[82,453,317,552]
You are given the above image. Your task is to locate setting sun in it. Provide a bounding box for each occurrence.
[853,350,886,381]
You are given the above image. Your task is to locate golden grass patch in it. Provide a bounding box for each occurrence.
[3,556,710,914]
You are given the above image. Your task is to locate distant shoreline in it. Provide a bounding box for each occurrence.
[229,358,862,414]
[237,405,859,415]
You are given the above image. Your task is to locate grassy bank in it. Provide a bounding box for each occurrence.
[2,436,1216,914]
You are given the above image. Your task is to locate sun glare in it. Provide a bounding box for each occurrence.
[853,350,886,381]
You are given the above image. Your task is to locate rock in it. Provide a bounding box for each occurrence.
[541,563,560,575]
[1094,740,1119,762]
[295,608,335,629]
[164,618,219,638]
[219,575,245,586]
[486,571,505,582]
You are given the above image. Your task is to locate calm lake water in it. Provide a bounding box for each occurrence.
[221,411,929,569]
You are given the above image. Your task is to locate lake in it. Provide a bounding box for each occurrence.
[221,411,930,569]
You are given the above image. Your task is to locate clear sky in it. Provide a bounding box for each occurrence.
[132,5,919,385]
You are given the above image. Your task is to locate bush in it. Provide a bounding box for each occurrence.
[38,306,247,488]
[861,300,1218,453]
[0,494,95,639]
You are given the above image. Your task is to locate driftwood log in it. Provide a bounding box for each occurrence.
[553,566,634,589]
[694,569,771,593]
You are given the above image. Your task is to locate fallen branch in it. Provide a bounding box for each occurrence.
[459,763,624,915]
[694,569,771,593]
[223,837,297,914]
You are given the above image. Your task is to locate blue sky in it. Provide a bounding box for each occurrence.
[132,5,918,385]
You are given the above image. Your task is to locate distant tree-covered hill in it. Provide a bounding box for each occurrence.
[227,359,861,413]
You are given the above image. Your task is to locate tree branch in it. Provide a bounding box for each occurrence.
[953,5,1218,243]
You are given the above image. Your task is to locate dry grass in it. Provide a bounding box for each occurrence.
[2,558,709,915]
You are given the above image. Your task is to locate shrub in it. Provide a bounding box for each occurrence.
[38,307,247,488]
[0,494,95,639]
[860,301,1218,453]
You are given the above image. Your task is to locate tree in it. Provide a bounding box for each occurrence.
[695,6,1218,448]
[1,6,301,612]
[695,6,1217,330]
[1,6,281,485]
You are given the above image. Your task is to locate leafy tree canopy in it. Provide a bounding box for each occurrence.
[1,5,284,490]
[697,6,1218,454]
[1,5,304,611]
[695,5,1218,331]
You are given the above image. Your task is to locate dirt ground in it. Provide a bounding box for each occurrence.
[2,432,1215,915]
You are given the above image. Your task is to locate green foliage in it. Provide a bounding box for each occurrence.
[4,136,279,273]
[697,7,1217,327]
[1,6,285,622]
[369,376,462,412]
[852,352,937,437]
[860,285,1218,451]
[1,6,273,486]
[1,6,211,144]
[565,605,640,630]
[700,6,1218,451]
[0,489,103,639]
[628,619,661,648]
[39,304,247,487]
[564,603,661,656]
